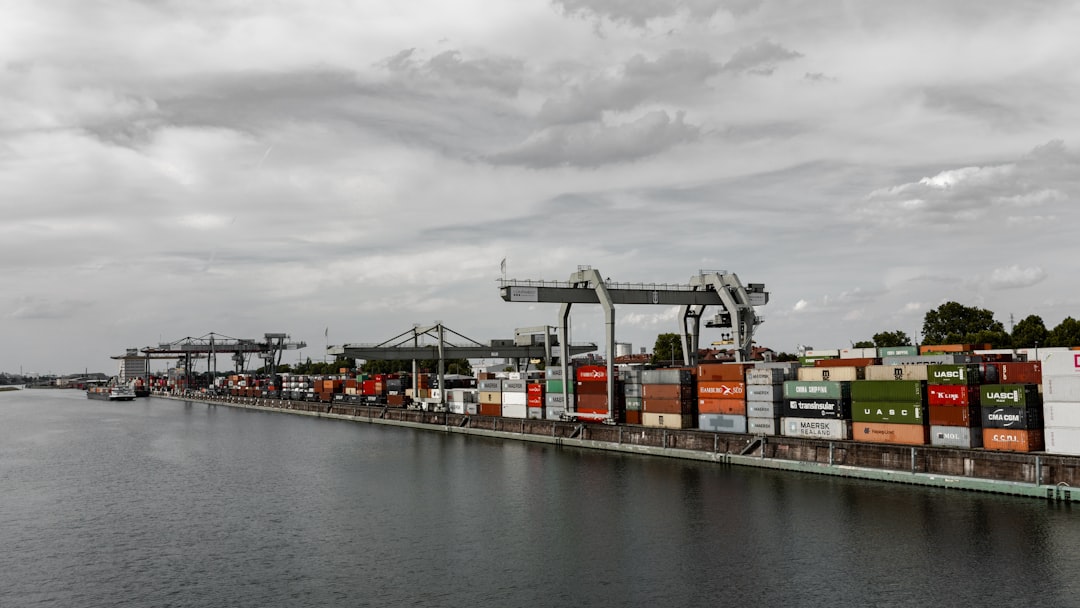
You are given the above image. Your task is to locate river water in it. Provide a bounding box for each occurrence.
[2,389,1079,607]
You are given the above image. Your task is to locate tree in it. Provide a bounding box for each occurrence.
[1011,315,1049,348]
[651,333,683,366]
[1047,317,1080,348]
[872,330,912,347]
[922,302,1010,347]
[852,340,875,348]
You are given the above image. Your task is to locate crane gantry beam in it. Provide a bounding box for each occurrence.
[499,267,768,423]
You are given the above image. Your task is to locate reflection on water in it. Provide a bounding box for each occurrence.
[1,389,1078,607]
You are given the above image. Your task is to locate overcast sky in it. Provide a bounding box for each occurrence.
[3,1,1079,375]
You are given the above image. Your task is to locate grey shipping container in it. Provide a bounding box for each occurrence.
[930,426,982,449]
[746,384,783,403]
[698,414,747,433]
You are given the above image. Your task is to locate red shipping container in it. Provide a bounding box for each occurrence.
[986,362,1042,385]
[643,397,691,414]
[362,380,376,395]
[816,357,876,368]
[527,383,544,395]
[928,405,978,427]
[697,382,746,399]
[625,410,642,425]
[575,381,607,395]
[576,365,608,382]
[479,403,502,416]
[643,384,693,399]
[576,394,611,409]
[698,398,746,415]
[527,395,544,406]
[696,363,751,382]
[927,385,979,407]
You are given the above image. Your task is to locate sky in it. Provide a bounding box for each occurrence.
[3,0,1080,375]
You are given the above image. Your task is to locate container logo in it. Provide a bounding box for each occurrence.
[988,409,1021,427]
[992,432,1021,443]
[986,390,1019,402]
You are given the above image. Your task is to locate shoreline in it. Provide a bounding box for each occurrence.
[154,391,1080,503]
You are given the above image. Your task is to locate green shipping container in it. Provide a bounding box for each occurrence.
[625,397,643,411]
[783,381,850,401]
[545,379,575,393]
[877,346,919,357]
[980,384,1041,408]
[926,364,980,386]
[852,401,926,425]
[798,356,834,367]
[850,380,926,403]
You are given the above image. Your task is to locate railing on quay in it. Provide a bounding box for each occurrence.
[498,278,699,291]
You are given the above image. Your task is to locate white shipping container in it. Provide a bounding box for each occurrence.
[865,365,929,382]
[930,426,982,449]
[501,392,528,406]
[797,367,863,382]
[1044,426,1080,456]
[447,402,466,415]
[746,401,779,418]
[544,406,566,420]
[746,417,780,435]
[1042,402,1080,427]
[527,406,544,419]
[501,403,527,418]
[781,417,851,440]
[545,392,569,407]
[1045,376,1080,402]
[747,368,787,384]
[745,384,782,403]
[1042,351,1080,376]
[841,347,878,359]
[805,349,840,358]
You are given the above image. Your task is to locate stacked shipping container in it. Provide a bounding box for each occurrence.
[926,364,982,449]
[641,368,695,429]
[697,363,753,434]
[1042,351,1080,454]
[850,380,929,446]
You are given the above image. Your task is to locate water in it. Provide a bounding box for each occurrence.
[3,389,1079,607]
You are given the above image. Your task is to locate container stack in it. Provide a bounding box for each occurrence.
[445,388,477,415]
[926,364,982,448]
[621,368,643,425]
[850,380,929,445]
[544,366,573,420]
[500,379,528,419]
[641,368,695,429]
[980,383,1044,452]
[527,382,545,419]
[575,365,620,422]
[781,380,852,439]
[478,378,502,416]
[1042,351,1080,455]
[697,363,751,434]
[745,366,788,435]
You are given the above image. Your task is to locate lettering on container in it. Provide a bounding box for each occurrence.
[987,409,1022,427]
[992,432,1022,443]
[986,390,1020,402]
[794,385,831,394]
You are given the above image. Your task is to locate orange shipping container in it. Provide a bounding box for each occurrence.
[696,363,752,382]
[697,381,745,399]
[852,422,929,446]
[479,403,502,416]
[698,398,746,415]
[625,410,642,425]
[982,429,1044,452]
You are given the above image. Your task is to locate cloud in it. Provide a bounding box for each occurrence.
[9,296,91,320]
[857,140,1079,229]
[722,40,803,74]
[382,48,525,96]
[489,110,700,167]
[987,265,1047,289]
[551,0,762,27]
[538,50,720,125]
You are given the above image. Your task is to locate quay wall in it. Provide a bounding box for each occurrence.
[155,392,1080,503]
